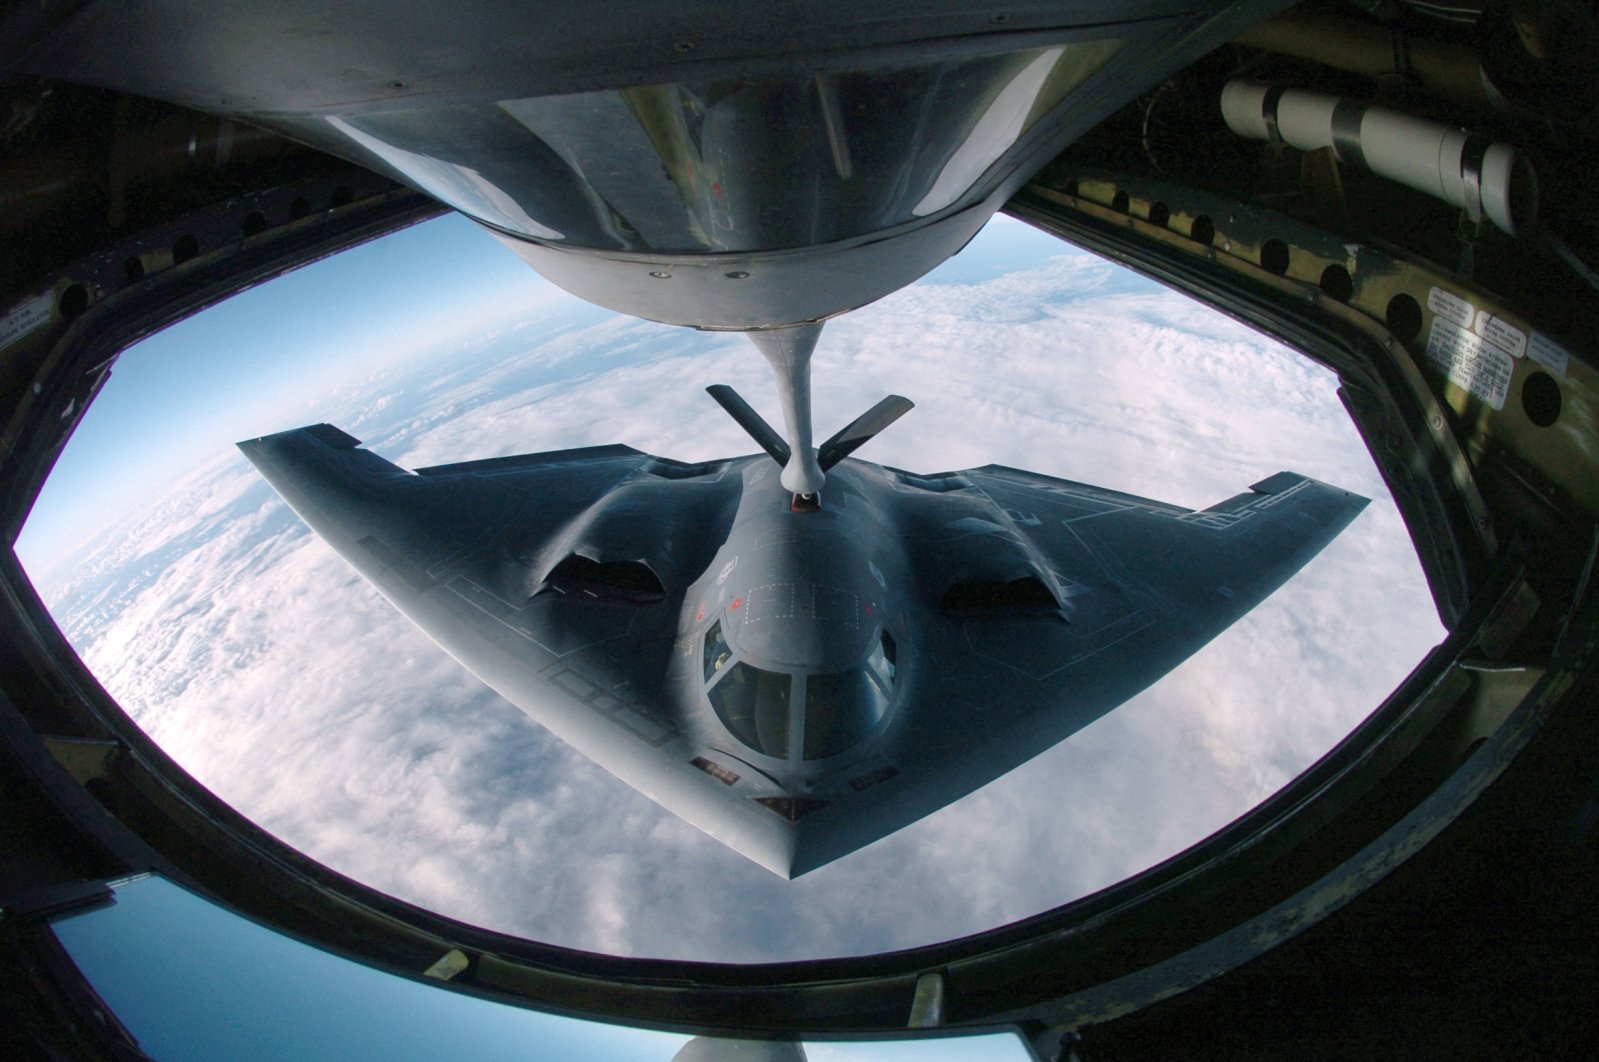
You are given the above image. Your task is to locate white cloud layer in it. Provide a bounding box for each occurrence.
[30,220,1444,962]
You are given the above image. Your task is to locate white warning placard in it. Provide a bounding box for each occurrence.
[1474,310,1527,358]
[1426,317,1513,410]
[0,292,53,352]
[1529,331,1571,376]
[1427,286,1475,329]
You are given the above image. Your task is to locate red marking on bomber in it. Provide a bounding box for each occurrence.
[695,602,705,622]
[731,597,743,611]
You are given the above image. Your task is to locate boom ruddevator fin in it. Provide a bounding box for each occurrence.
[818,395,914,471]
[705,385,791,467]
[706,385,914,478]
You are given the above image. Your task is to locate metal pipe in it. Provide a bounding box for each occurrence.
[1220,79,1537,236]
[747,323,827,496]
[1234,12,1492,110]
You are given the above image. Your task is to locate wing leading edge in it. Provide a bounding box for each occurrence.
[240,423,1370,878]
[763,464,1370,876]
[237,425,823,877]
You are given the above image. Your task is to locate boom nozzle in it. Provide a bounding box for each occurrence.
[706,385,790,467]
[706,323,913,498]
[705,384,914,491]
[818,395,914,471]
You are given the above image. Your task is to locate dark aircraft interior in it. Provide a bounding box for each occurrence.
[2,1,1596,1057]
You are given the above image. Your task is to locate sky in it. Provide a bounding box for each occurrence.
[16,212,1446,965]
[15,216,590,576]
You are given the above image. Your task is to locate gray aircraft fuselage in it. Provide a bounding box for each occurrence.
[673,459,910,790]
[239,412,1367,877]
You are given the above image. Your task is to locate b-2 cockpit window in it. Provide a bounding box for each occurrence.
[803,630,896,760]
[703,620,733,683]
[867,631,896,687]
[709,663,791,759]
[803,669,889,760]
[704,627,895,760]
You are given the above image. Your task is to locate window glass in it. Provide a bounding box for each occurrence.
[48,874,1034,1059]
[709,663,791,758]
[867,631,897,687]
[703,620,733,683]
[50,875,692,1059]
[804,669,889,760]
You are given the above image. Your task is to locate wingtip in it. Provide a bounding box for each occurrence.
[1251,471,1371,511]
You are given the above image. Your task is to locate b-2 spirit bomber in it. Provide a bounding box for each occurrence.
[240,329,1367,878]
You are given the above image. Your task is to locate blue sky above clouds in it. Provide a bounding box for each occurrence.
[18,213,1445,963]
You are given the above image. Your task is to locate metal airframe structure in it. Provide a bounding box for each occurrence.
[1,1,1596,1056]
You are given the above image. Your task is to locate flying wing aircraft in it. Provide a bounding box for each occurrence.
[239,379,1367,878]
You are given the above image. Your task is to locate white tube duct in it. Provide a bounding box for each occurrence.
[1220,79,1536,237]
[747,323,827,497]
